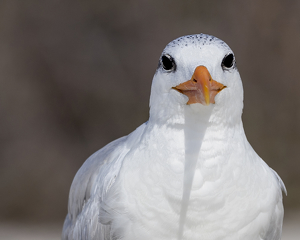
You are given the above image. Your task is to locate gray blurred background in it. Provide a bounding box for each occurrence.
[0,0,299,237]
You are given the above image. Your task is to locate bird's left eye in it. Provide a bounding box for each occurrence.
[221,53,235,69]
[161,54,176,72]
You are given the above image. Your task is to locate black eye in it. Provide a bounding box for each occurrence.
[161,54,176,71]
[221,53,235,69]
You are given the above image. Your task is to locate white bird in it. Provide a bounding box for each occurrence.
[62,34,286,240]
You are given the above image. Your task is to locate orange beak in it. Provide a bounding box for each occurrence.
[172,66,226,105]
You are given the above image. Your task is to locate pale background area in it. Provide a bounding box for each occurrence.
[0,0,299,239]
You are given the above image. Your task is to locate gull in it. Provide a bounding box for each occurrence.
[62,34,286,240]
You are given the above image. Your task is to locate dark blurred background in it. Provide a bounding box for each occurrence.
[0,0,299,228]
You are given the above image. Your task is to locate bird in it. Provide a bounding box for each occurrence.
[62,34,286,240]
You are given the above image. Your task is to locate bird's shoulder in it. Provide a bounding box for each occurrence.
[69,137,126,215]
[270,167,287,196]
[62,123,147,239]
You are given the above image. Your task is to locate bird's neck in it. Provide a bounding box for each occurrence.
[148,103,244,140]
[149,100,243,128]
[146,108,246,163]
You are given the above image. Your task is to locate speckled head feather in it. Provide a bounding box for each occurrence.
[165,34,231,51]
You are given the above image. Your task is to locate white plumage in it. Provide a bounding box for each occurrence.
[62,34,286,240]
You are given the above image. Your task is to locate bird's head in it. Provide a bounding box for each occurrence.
[149,34,243,126]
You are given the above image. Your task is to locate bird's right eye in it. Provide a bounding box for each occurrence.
[161,54,176,72]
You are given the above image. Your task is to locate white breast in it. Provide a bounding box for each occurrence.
[102,122,283,240]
